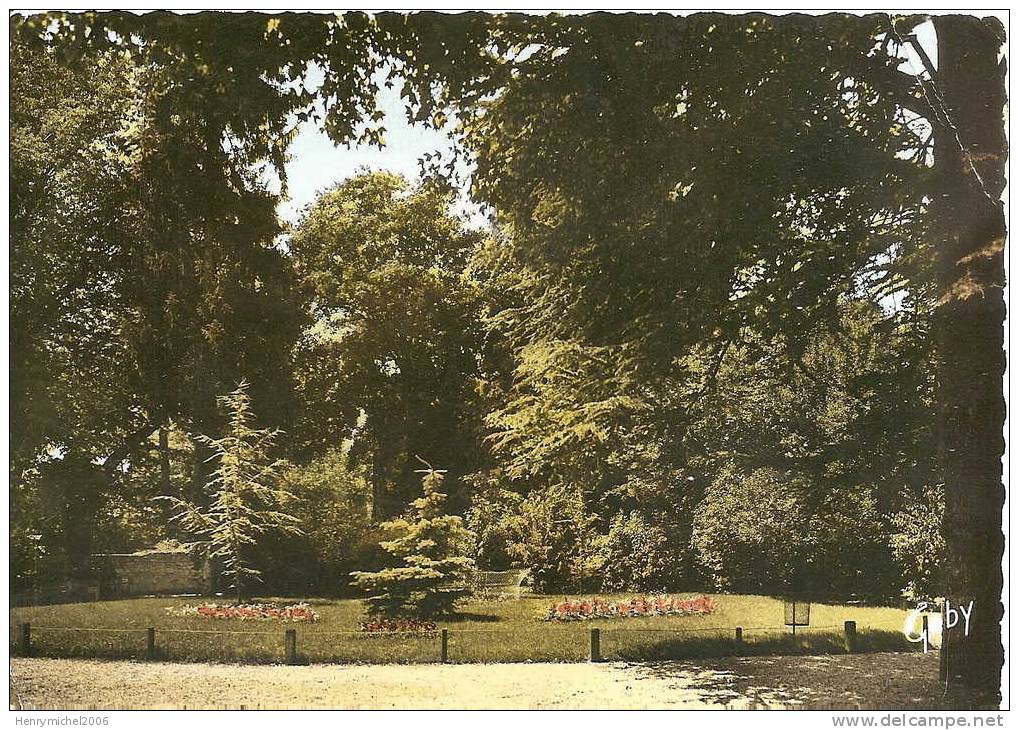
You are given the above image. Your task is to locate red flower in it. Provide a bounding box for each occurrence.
[544,595,716,622]
[360,618,437,634]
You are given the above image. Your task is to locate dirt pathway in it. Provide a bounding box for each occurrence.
[10,652,941,710]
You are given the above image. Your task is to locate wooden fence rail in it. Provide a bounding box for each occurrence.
[13,620,894,664]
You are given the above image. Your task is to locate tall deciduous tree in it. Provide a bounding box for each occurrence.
[10,41,155,577]
[456,14,933,597]
[11,19,307,579]
[124,75,304,500]
[290,172,490,517]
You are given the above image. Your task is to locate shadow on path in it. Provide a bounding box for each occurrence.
[623,651,947,709]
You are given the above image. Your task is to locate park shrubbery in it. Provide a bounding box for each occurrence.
[454,464,913,602]
[504,485,606,594]
[254,448,382,596]
[690,467,897,601]
[890,484,946,603]
[601,512,694,593]
[464,483,521,571]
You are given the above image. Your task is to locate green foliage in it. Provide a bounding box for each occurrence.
[452,15,933,604]
[601,512,686,593]
[256,447,378,595]
[351,462,477,617]
[291,171,491,516]
[106,424,196,549]
[455,15,923,370]
[483,337,643,482]
[159,381,302,600]
[9,33,304,584]
[505,485,605,594]
[11,11,470,172]
[692,467,811,594]
[889,484,945,602]
[9,40,148,579]
[11,523,63,592]
[124,56,305,460]
[11,12,965,611]
[684,302,935,500]
[10,41,139,473]
[692,466,895,600]
[680,303,930,600]
[464,482,521,570]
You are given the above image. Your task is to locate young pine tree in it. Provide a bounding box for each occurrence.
[352,458,476,617]
[159,380,302,603]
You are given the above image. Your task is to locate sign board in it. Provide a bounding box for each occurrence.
[784,600,811,634]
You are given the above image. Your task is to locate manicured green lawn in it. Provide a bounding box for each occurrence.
[10,593,914,664]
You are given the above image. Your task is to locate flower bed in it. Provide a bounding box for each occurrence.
[165,602,319,622]
[544,595,717,622]
[359,618,438,634]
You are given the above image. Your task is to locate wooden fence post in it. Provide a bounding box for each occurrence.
[440,628,449,663]
[590,628,601,662]
[735,626,743,644]
[844,620,857,653]
[146,628,156,660]
[18,623,31,656]
[285,628,297,665]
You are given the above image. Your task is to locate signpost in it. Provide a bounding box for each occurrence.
[784,600,811,635]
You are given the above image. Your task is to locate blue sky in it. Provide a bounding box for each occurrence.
[273,67,484,227]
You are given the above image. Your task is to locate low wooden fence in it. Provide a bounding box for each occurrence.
[13,619,884,666]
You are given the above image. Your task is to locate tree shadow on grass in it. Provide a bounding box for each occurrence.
[440,613,502,623]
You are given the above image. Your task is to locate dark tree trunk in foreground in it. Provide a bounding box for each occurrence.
[931,15,1007,704]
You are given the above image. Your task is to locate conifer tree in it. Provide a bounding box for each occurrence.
[352,458,476,617]
[159,380,302,602]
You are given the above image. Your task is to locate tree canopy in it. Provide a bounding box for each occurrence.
[290,172,492,516]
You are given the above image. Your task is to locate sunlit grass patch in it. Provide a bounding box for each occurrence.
[10,593,914,664]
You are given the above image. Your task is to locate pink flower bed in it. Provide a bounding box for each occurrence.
[544,595,717,622]
[165,602,319,622]
[359,618,438,634]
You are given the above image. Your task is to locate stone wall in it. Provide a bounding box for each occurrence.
[11,579,100,607]
[94,551,213,597]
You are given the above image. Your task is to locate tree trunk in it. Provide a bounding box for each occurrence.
[931,15,1006,704]
[190,436,216,504]
[370,452,386,521]
[159,422,171,495]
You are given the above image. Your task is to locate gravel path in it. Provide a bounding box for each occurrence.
[10,652,941,710]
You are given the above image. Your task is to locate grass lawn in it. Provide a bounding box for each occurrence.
[10,593,916,665]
